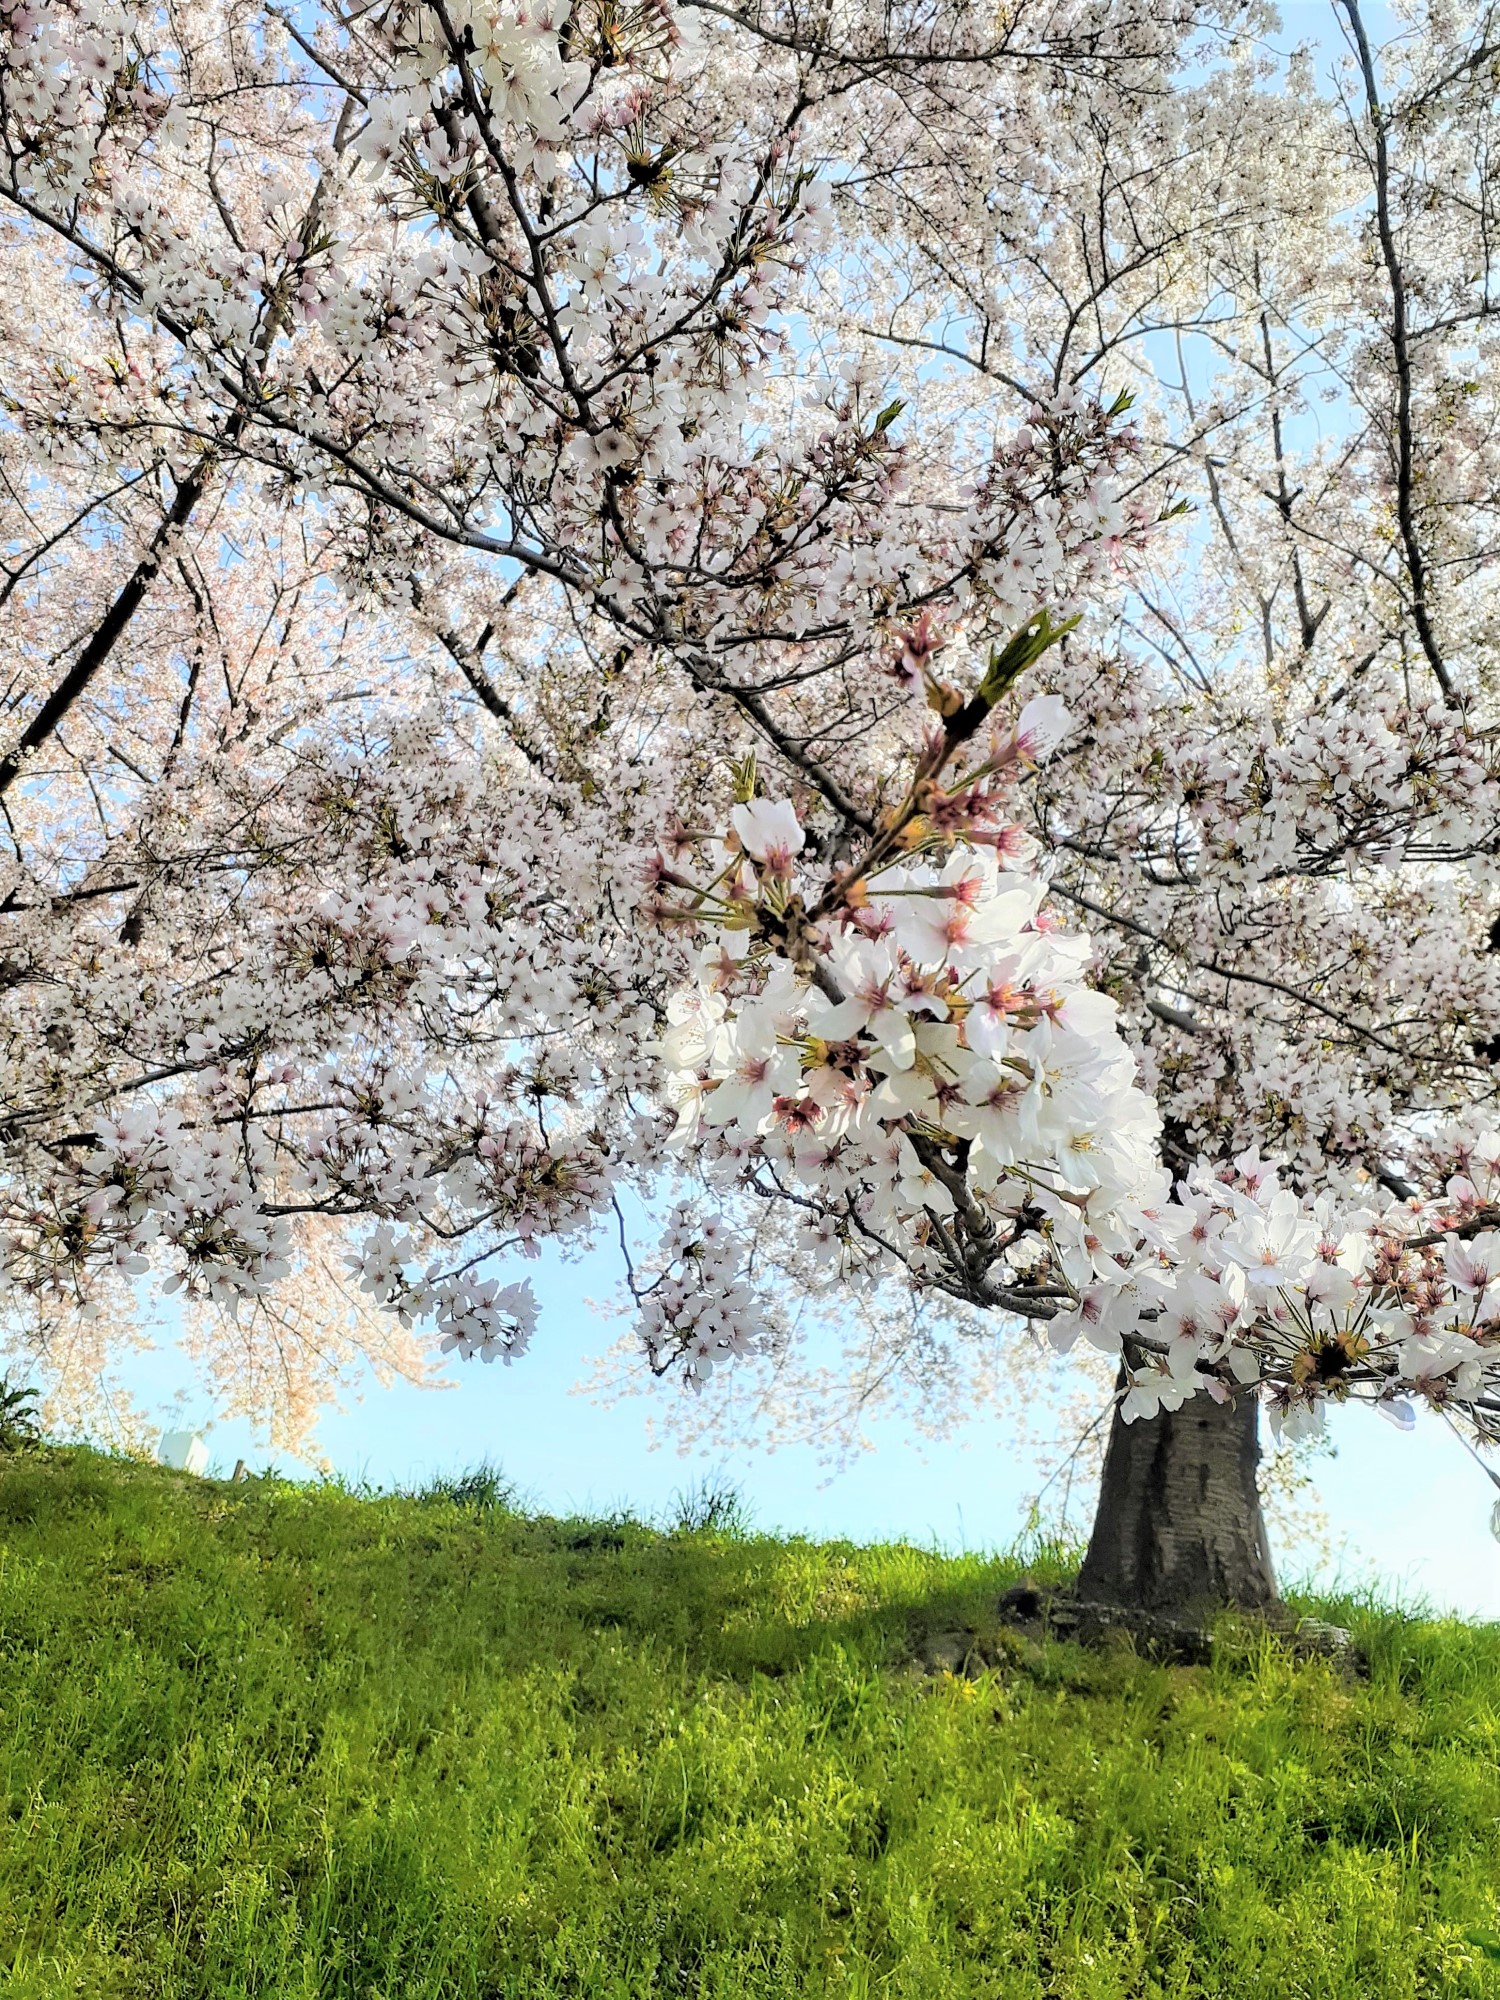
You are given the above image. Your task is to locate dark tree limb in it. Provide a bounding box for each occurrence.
[0,451,221,800]
[1341,0,1457,704]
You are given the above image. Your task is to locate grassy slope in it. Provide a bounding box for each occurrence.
[2,1452,1500,1998]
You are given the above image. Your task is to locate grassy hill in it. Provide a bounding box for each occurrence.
[2,1450,1500,1998]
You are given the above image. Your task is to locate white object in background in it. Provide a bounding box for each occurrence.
[158,1430,209,1477]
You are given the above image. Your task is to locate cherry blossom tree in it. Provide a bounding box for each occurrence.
[5,0,1500,1618]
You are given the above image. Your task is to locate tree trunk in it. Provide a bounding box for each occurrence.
[1076,1367,1278,1616]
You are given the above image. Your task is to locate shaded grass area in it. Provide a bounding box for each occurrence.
[1,1449,1499,1996]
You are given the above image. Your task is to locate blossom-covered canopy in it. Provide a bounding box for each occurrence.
[5,0,1500,1456]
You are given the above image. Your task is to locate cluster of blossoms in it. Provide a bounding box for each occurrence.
[0,1105,292,1314]
[651,670,1174,1373]
[1060,1142,1500,1445]
[630,1203,772,1390]
[343,1227,539,1367]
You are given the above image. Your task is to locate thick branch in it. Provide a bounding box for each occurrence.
[1342,0,1457,703]
[0,452,219,799]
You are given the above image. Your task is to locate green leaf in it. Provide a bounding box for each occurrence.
[975,609,1081,709]
[872,399,906,435]
[731,752,758,804]
[1465,1929,1500,1962]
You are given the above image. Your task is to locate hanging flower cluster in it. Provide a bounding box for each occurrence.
[649,649,1179,1372]
[1073,1143,1500,1442]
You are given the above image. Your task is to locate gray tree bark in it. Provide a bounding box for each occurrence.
[1076,1361,1278,1615]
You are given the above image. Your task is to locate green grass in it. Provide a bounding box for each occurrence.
[2,1450,1499,1998]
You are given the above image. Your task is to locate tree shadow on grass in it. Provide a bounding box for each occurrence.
[3,1447,1487,1701]
[1,1446,1078,1686]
